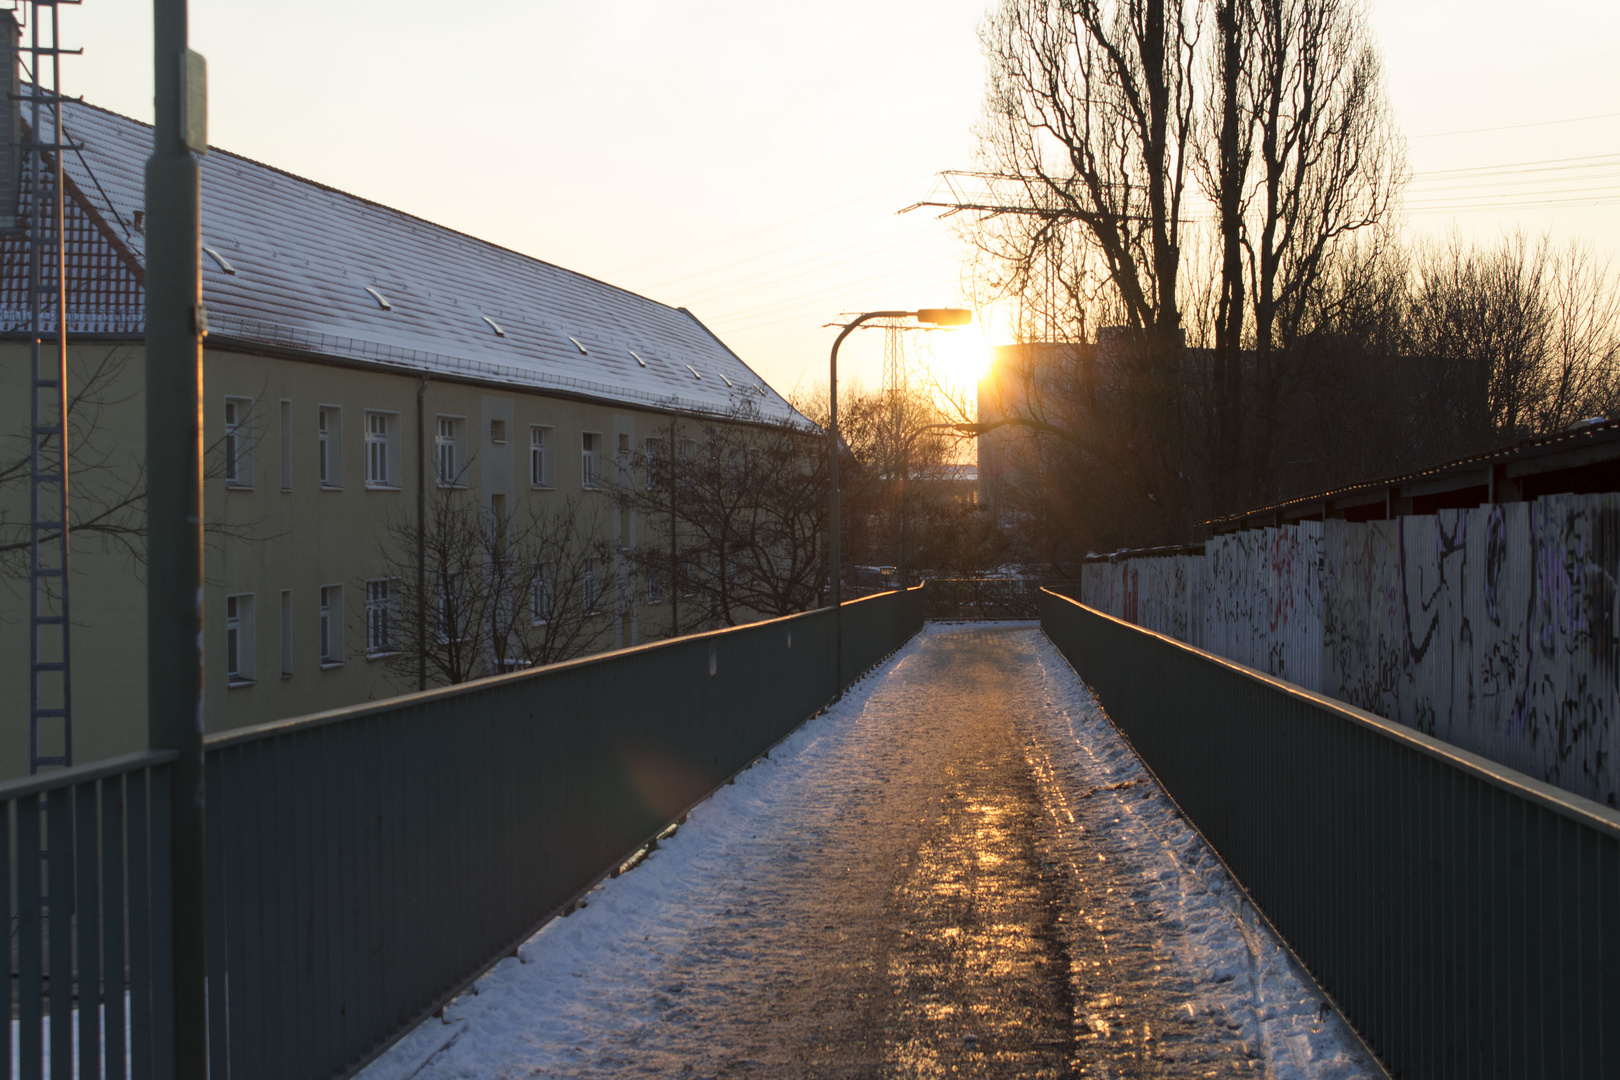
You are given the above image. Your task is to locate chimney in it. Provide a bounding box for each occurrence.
[0,13,18,231]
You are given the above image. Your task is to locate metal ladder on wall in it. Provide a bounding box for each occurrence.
[18,1,80,772]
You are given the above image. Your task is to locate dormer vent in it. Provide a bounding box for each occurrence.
[568,336,588,355]
[203,246,236,275]
[481,315,505,337]
[364,286,391,310]
[629,348,646,367]
[685,365,702,380]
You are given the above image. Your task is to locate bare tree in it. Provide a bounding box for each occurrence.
[377,486,610,687]
[620,404,828,633]
[977,0,1200,334]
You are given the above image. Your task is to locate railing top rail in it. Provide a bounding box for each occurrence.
[0,748,178,801]
[1040,588,1620,837]
[207,584,925,753]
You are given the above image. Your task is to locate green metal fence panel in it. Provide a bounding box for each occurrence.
[0,751,179,1080]
[1040,588,1620,1080]
[202,587,923,1080]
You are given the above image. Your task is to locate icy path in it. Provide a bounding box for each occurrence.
[361,623,1382,1079]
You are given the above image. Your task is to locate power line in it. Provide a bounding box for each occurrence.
[1410,111,1620,140]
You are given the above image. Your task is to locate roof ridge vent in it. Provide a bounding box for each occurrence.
[364,286,391,310]
[482,315,505,337]
[203,246,237,275]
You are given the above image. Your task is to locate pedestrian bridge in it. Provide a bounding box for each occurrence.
[4,588,1615,1080]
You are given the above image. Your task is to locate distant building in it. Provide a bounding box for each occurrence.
[0,96,806,778]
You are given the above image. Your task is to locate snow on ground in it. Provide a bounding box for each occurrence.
[360,622,1382,1080]
[1022,636,1381,1077]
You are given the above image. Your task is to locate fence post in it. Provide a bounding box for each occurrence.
[146,0,208,1073]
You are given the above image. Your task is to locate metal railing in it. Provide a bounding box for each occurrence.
[199,585,924,1080]
[1040,589,1620,1079]
[923,577,1059,621]
[2,749,179,1079]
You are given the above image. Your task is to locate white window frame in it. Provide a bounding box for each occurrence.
[531,562,555,625]
[435,415,467,488]
[644,436,666,491]
[318,406,343,489]
[437,571,464,644]
[224,396,254,489]
[319,584,344,666]
[225,592,255,686]
[489,417,508,446]
[529,424,553,488]
[365,578,398,656]
[365,410,401,490]
[582,557,600,613]
[581,432,601,490]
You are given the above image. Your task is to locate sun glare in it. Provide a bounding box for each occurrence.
[925,326,993,391]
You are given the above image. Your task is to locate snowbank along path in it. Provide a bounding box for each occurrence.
[362,623,1384,1079]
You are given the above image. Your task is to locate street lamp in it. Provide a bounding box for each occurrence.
[828,308,971,699]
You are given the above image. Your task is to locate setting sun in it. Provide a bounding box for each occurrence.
[923,323,993,390]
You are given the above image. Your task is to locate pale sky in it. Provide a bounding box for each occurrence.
[57,0,1620,401]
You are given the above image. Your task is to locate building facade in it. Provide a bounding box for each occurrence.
[0,97,807,779]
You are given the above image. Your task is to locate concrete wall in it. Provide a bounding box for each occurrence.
[1081,498,1620,807]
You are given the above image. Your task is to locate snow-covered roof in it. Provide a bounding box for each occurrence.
[33,97,806,425]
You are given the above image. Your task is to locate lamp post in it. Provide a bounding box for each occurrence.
[828,308,970,699]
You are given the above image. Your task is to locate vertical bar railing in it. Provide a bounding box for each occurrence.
[1040,589,1620,1080]
[195,585,922,1080]
[0,750,177,1080]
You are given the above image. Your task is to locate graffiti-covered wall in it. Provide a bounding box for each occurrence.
[1080,494,1620,807]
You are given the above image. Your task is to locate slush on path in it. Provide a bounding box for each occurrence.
[364,624,1382,1079]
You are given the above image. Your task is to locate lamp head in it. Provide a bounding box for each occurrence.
[914,307,973,327]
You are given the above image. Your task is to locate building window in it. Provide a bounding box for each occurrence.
[615,567,633,616]
[644,436,666,491]
[436,416,465,487]
[437,572,464,643]
[318,406,342,488]
[365,411,397,488]
[582,557,600,613]
[279,400,292,491]
[647,567,665,605]
[320,585,343,665]
[581,432,601,489]
[224,397,254,488]
[490,417,507,445]
[279,589,293,678]
[226,593,255,685]
[366,579,396,655]
[531,562,554,624]
[530,425,552,487]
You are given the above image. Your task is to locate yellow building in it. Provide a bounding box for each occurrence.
[0,97,806,779]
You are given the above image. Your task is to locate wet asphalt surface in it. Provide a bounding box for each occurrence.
[684,626,1254,1078]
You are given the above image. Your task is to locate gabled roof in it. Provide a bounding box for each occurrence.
[8,96,806,425]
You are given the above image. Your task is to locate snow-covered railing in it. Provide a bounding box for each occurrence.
[1041,589,1620,1080]
[196,587,924,1080]
[1,750,179,1079]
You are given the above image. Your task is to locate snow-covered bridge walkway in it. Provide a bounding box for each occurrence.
[362,623,1381,1080]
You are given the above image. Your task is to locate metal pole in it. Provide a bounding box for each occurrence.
[146,0,208,1073]
[828,311,908,699]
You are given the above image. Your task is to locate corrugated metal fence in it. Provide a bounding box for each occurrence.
[2,586,924,1080]
[1041,589,1620,1079]
[1081,495,1620,808]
